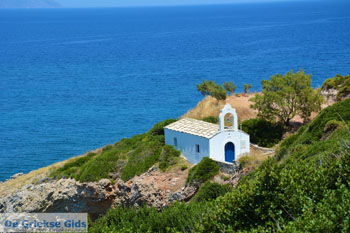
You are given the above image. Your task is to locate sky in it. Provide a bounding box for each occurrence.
[57,0,300,7]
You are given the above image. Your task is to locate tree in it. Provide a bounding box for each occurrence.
[223,81,237,95]
[196,80,227,100]
[243,83,252,93]
[250,70,324,125]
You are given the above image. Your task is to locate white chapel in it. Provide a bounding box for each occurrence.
[164,104,250,164]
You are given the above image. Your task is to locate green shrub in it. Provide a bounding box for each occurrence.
[187,157,220,185]
[338,77,350,100]
[196,80,227,100]
[324,120,345,134]
[159,145,181,171]
[78,148,120,182]
[322,74,350,101]
[89,202,206,233]
[191,182,232,203]
[202,116,219,124]
[50,119,177,182]
[276,99,350,160]
[241,118,284,147]
[181,165,188,171]
[50,152,96,179]
[221,174,230,181]
[148,119,177,136]
[322,74,348,89]
[120,136,164,181]
[102,144,113,152]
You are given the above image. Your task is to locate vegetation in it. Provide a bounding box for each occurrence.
[186,157,220,185]
[89,99,350,232]
[223,81,237,95]
[241,118,284,147]
[181,165,188,171]
[89,202,206,233]
[243,83,252,93]
[196,80,227,100]
[191,181,232,203]
[50,119,178,182]
[238,151,273,170]
[250,69,324,125]
[275,98,350,161]
[158,145,181,171]
[199,99,350,232]
[322,74,350,101]
[202,116,219,124]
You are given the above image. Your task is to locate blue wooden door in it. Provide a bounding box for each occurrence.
[225,142,235,163]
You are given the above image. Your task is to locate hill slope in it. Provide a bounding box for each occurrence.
[90,99,350,232]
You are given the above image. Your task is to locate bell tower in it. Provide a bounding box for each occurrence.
[219,104,238,132]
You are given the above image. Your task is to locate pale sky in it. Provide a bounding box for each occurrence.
[57,0,304,7]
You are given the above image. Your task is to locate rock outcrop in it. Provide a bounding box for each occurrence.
[321,88,339,104]
[0,178,115,219]
[0,161,249,217]
[0,165,197,216]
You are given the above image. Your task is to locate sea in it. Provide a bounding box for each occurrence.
[1,0,349,181]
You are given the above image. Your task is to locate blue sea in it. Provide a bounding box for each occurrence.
[1,0,350,181]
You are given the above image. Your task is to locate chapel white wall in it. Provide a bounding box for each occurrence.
[164,128,209,164]
[209,130,250,162]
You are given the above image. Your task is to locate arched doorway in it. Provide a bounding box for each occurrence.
[225,142,235,163]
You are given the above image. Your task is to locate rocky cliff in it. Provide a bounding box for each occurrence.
[0,161,243,219]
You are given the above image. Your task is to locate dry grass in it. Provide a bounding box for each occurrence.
[238,144,275,170]
[0,161,63,197]
[182,94,257,121]
[183,93,331,127]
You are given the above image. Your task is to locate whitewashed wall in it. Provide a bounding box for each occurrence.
[209,130,250,162]
[164,128,209,164]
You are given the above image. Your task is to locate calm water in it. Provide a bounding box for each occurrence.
[1,1,350,181]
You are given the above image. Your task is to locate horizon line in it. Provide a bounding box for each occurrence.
[0,0,327,10]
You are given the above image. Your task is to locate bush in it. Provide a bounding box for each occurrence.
[223,81,236,95]
[89,202,206,233]
[322,74,348,89]
[322,74,350,101]
[276,99,350,160]
[78,149,120,182]
[202,116,219,124]
[159,145,181,171]
[50,152,96,179]
[241,118,284,147]
[191,182,232,203]
[243,83,252,93]
[187,157,220,185]
[149,119,177,136]
[181,165,188,171]
[51,119,177,182]
[196,80,227,100]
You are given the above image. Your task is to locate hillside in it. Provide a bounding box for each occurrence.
[0,110,269,217]
[1,85,349,232]
[0,0,60,8]
[183,94,256,122]
[183,93,328,126]
[89,99,350,232]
